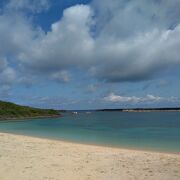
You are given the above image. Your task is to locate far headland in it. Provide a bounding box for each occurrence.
[97,108,180,112]
[0,100,62,121]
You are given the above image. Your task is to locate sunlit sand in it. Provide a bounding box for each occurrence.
[0,133,180,180]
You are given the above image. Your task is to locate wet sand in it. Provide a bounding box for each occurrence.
[0,133,180,180]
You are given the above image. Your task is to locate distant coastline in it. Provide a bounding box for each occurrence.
[97,108,180,112]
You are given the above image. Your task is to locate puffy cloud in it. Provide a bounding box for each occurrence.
[0,59,16,100]
[104,93,178,104]
[88,0,180,82]
[4,0,50,13]
[104,93,142,103]
[0,67,16,84]
[1,0,180,87]
[0,12,41,57]
[19,0,180,83]
[50,71,71,83]
[91,0,180,37]
[0,11,37,89]
[0,58,16,86]
[92,25,180,82]
[19,4,94,72]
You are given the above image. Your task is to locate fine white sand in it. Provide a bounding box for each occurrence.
[0,133,180,180]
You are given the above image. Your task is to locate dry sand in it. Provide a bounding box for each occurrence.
[0,133,180,180]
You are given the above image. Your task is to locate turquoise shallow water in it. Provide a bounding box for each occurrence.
[0,111,180,153]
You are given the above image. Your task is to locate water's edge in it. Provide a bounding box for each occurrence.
[1,131,179,155]
[0,112,180,154]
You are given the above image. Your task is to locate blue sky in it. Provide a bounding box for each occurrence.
[0,0,180,110]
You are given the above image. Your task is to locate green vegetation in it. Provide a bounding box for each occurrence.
[0,100,61,120]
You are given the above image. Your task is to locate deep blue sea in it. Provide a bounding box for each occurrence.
[0,111,180,153]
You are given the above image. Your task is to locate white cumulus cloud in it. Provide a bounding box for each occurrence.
[1,0,180,89]
[104,93,177,104]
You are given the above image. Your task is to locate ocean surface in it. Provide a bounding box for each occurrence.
[0,111,180,153]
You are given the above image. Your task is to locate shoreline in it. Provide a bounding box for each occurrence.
[0,132,180,180]
[1,131,179,155]
[0,114,61,122]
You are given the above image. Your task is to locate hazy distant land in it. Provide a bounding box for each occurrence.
[98,108,180,112]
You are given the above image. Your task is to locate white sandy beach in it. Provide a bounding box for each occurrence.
[0,133,180,180]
